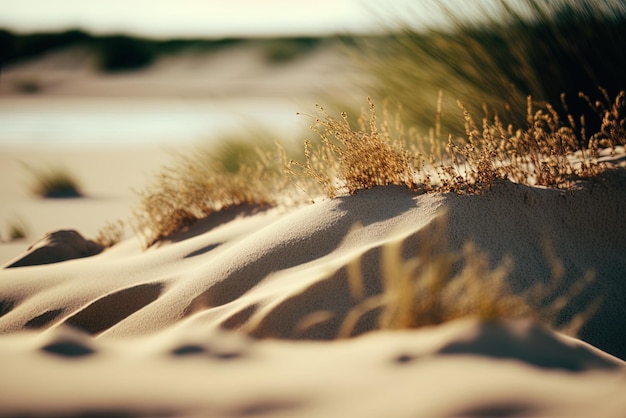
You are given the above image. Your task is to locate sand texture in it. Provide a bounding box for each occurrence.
[1,159,626,416]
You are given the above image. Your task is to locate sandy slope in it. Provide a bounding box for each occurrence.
[0,162,625,416]
[3,39,626,417]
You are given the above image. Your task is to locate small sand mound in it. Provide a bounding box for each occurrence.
[4,230,103,268]
[436,320,621,372]
[39,327,97,358]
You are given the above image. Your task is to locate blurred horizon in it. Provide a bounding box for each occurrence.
[0,0,499,39]
[3,0,619,149]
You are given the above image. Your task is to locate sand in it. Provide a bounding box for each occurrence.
[0,144,625,416]
[1,43,626,417]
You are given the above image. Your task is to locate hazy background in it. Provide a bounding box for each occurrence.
[0,0,476,37]
[0,0,524,148]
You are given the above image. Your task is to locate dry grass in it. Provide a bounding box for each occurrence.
[339,235,529,337]
[128,1,625,335]
[131,94,619,333]
[94,220,125,248]
[285,91,625,197]
[2,218,30,242]
[134,146,286,247]
[135,90,625,247]
[338,218,597,338]
[286,99,419,197]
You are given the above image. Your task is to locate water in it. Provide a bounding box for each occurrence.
[0,97,308,146]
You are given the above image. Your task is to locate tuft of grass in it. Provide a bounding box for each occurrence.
[338,217,596,338]
[27,166,84,199]
[339,238,529,337]
[287,98,419,197]
[5,218,29,241]
[135,89,625,246]
[94,219,125,248]
[133,144,288,247]
[359,0,626,138]
[286,92,625,198]
[14,78,43,94]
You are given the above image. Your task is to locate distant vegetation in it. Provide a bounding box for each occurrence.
[0,28,326,72]
[26,166,84,199]
[96,35,157,72]
[360,0,626,138]
[3,218,29,241]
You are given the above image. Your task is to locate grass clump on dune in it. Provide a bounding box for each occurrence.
[135,88,625,247]
[287,91,625,197]
[129,0,624,337]
[132,0,626,246]
[131,99,619,335]
[339,233,528,337]
[94,220,125,248]
[27,166,84,199]
[287,98,420,197]
[1,218,30,242]
[134,144,287,247]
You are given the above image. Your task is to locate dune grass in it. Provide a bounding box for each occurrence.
[134,89,625,247]
[133,140,291,247]
[360,0,626,138]
[131,91,621,334]
[94,220,125,248]
[2,218,29,242]
[338,234,529,337]
[13,78,43,94]
[287,92,624,197]
[27,166,84,199]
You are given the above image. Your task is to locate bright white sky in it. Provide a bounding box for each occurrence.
[0,0,489,38]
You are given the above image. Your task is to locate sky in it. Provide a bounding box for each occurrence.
[0,0,478,38]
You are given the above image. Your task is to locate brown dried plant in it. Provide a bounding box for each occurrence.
[134,147,284,247]
[291,90,624,199]
[95,219,125,248]
[338,231,531,338]
[135,90,624,247]
[338,218,597,337]
[287,98,420,197]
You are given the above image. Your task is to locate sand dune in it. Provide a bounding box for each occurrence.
[1,159,625,416]
[2,35,626,417]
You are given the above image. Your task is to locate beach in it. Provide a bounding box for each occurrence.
[1,39,626,418]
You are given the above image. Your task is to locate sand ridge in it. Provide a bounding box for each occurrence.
[0,152,625,416]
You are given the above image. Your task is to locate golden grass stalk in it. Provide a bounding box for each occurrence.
[94,220,125,248]
[339,217,596,338]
